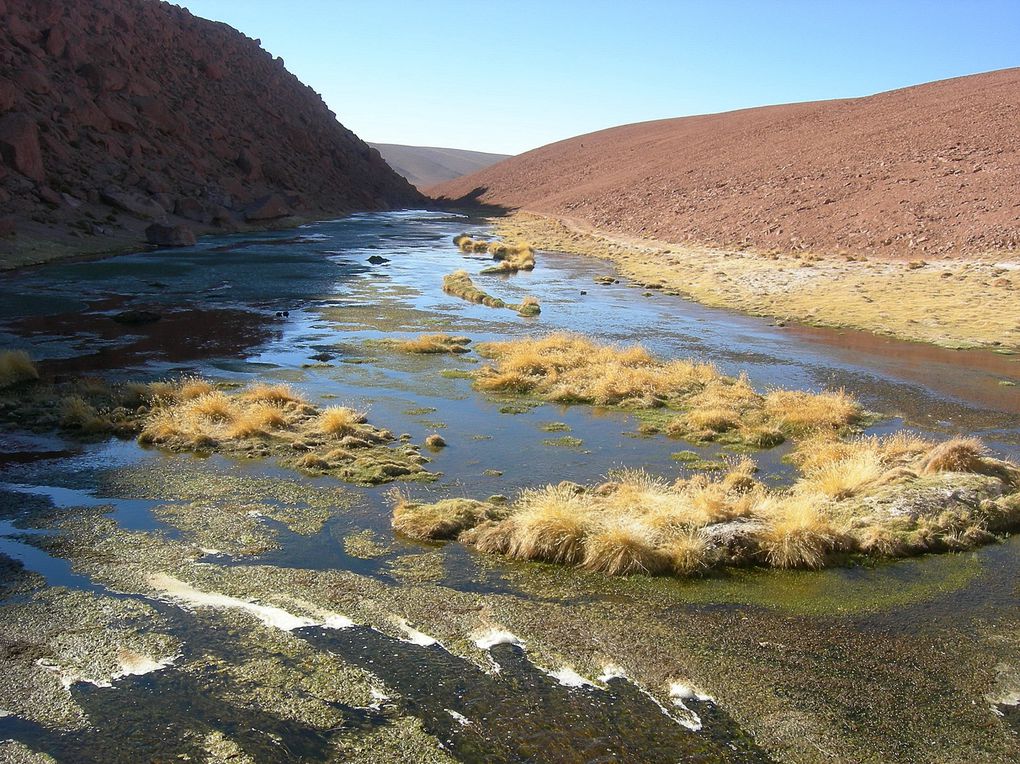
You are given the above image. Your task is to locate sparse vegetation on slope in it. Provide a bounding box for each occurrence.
[393,436,1020,576]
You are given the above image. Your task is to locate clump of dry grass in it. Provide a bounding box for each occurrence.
[391,434,1020,577]
[189,392,236,422]
[0,350,39,388]
[474,334,863,445]
[389,334,471,354]
[756,494,843,568]
[237,383,306,406]
[443,271,541,317]
[919,437,986,474]
[317,406,368,438]
[762,389,861,433]
[130,380,425,483]
[475,333,713,407]
[390,491,505,540]
[424,433,446,449]
[454,234,535,265]
[443,270,506,308]
[481,247,536,274]
[516,295,541,317]
[59,396,113,434]
[226,404,288,438]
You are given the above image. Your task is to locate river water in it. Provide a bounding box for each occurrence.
[0,209,1018,763]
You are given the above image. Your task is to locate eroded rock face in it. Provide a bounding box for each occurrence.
[0,0,421,261]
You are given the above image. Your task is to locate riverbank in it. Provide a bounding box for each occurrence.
[0,211,353,273]
[494,212,1020,351]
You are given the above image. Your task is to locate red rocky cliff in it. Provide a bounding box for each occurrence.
[0,0,422,263]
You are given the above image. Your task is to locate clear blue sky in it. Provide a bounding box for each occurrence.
[176,1,1019,155]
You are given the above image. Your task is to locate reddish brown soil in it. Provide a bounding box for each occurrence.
[432,69,1020,259]
[0,0,421,265]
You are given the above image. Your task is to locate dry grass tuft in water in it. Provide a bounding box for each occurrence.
[443,270,506,308]
[386,333,472,354]
[481,247,536,275]
[442,271,542,316]
[390,435,1020,577]
[474,334,859,444]
[390,490,506,540]
[317,406,368,437]
[236,383,306,406]
[0,350,39,388]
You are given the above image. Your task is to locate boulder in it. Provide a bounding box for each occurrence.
[44,24,67,58]
[174,196,212,223]
[244,193,290,221]
[145,222,196,247]
[0,78,14,112]
[0,113,44,181]
[15,68,50,94]
[101,187,165,219]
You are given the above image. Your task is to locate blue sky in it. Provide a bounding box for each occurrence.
[176,1,1019,155]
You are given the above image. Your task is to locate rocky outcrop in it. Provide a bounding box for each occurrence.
[0,0,422,267]
[145,222,195,248]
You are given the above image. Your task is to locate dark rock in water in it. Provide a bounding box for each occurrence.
[282,310,289,317]
[580,290,587,295]
[367,255,390,264]
[145,222,196,247]
[244,194,290,221]
[309,352,334,362]
[112,310,162,325]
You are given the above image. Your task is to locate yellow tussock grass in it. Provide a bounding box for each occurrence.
[226,404,287,438]
[392,334,471,354]
[0,350,39,388]
[755,493,841,569]
[237,383,305,406]
[318,406,368,437]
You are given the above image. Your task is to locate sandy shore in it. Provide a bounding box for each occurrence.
[496,212,1020,351]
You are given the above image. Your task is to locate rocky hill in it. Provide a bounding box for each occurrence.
[0,0,422,267]
[433,69,1020,259]
[369,143,510,189]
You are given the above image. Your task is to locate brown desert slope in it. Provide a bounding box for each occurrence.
[0,0,422,267]
[433,69,1020,259]
[369,142,510,189]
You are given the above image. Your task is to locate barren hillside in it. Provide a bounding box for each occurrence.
[0,0,422,266]
[370,143,509,189]
[434,69,1020,259]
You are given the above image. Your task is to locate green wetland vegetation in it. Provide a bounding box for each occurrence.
[0,210,1019,763]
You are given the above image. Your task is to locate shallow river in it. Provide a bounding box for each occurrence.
[0,210,1018,763]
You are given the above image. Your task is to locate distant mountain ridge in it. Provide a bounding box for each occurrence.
[370,143,510,190]
[432,69,1020,259]
[0,0,421,266]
